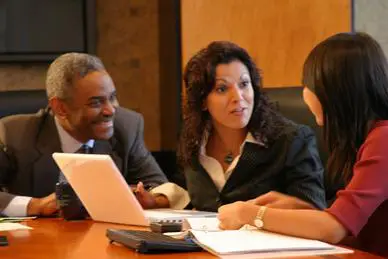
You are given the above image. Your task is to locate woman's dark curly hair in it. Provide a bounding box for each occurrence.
[178,41,289,167]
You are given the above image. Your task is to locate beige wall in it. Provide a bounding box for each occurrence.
[181,0,351,87]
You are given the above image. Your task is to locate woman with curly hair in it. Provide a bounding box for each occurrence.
[178,41,326,212]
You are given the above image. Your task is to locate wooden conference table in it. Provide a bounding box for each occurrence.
[0,219,384,259]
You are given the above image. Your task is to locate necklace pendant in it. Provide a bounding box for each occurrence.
[224,152,234,164]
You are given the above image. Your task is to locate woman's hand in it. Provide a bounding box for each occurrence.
[218,201,259,230]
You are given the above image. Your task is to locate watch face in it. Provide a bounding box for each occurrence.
[254,219,263,228]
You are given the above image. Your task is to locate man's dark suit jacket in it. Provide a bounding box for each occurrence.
[185,124,327,212]
[0,107,167,211]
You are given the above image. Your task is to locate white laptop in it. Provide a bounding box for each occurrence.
[52,153,216,226]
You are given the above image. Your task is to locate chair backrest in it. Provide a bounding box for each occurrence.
[263,87,327,165]
[0,89,48,118]
[264,87,342,202]
[151,150,186,188]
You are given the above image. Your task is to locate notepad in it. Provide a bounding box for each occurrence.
[190,230,334,254]
[183,217,353,258]
[182,217,221,231]
[183,217,256,231]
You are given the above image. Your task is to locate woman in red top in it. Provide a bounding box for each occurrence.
[217,32,388,257]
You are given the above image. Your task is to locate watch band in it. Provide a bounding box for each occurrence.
[256,206,267,226]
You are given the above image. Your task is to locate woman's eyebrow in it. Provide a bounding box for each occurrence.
[215,78,228,82]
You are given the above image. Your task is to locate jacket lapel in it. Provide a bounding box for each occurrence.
[192,158,220,191]
[93,137,123,172]
[221,142,271,193]
[32,112,123,197]
[32,112,62,197]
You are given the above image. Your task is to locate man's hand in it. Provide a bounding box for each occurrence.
[218,201,258,230]
[133,182,170,209]
[27,193,58,216]
[248,191,315,209]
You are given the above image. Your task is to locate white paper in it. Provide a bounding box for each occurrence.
[0,223,32,231]
[0,216,37,222]
[183,217,221,231]
[183,217,255,231]
[217,246,353,258]
[190,229,335,255]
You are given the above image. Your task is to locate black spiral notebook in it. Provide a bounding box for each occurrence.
[106,229,202,254]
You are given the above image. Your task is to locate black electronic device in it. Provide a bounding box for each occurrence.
[106,229,201,254]
[0,236,8,246]
[55,182,88,220]
[150,222,182,233]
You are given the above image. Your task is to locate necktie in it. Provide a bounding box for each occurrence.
[77,144,91,154]
[58,144,92,183]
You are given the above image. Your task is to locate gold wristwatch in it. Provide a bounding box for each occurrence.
[253,206,267,229]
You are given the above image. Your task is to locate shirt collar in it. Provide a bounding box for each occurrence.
[199,131,265,157]
[54,116,95,153]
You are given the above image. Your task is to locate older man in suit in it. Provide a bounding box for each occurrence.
[0,53,188,216]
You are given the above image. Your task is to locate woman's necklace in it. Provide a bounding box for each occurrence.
[219,138,236,165]
[224,151,234,164]
[210,130,242,165]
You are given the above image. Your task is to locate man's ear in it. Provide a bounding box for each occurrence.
[49,97,68,119]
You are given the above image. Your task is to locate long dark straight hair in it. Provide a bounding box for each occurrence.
[303,32,388,182]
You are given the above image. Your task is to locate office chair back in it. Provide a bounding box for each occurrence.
[0,89,48,118]
[264,87,342,202]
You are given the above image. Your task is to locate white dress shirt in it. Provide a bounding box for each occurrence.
[2,117,189,216]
